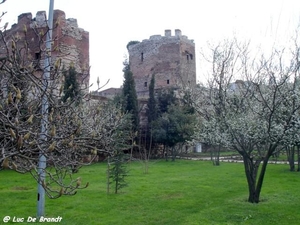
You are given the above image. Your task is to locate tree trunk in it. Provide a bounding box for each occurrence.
[211,145,220,166]
[287,146,295,171]
[243,156,261,203]
[129,135,134,162]
[144,146,149,174]
[215,145,221,166]
[243,153,271,203]
[171,146,175,161]
[252,157,269,203]
[164,145,168,161]
[210,147,213,163]
[243,157,257,203]
[143,131,152,174]
[297,145,300,172]
[148,130,153,160]
[115,175,118,194]
[106,156,110,194]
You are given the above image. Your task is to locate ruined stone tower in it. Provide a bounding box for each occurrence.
[127,29,196,98]
[3,10,89,89]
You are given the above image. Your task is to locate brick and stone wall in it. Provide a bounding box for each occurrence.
[128,29,196,99]
[3,10,89,90]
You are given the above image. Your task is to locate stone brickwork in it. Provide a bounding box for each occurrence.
[4,10,89,88]
[128,29,196,99]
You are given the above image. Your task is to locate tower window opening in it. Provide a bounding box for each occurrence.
[34,51,41,69]
[167,79,170,84]
[190,54,193,60]
[141,52,144,62]
[144,81,147,87]
[186,54,190,60]
[35,52,41,60]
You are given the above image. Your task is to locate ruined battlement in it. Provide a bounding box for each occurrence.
[12,10,87,38]
[128,29,196,97]
[145,29,194,44]
[5,9,90,91]
[128,29,194,52]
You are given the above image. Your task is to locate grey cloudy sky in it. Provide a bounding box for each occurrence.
[2,0,300,90]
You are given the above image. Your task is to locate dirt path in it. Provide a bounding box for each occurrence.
[178,156,297,164]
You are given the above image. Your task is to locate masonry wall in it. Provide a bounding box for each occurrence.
[128,29,196,99]
[3,10,89,88]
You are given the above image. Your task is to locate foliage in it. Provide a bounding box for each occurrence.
[156,88,177,114]
[146,74,158,126]
[152,104,195,148]
[150,89,196,160]
[192,39,300,203]
[105,103,132,194]
[61,65,81,104]
[122,60,139,131]
[107,152,128,194]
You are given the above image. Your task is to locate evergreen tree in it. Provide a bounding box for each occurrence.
[107,151,128,194]
[152,104,196,160]
[144,74,158,157]
[157,88,177,114]
[62,65,81,104]
[122,60,139,131]
[150,88,196,160]
[106,111,132,194]
[147,74,158,126]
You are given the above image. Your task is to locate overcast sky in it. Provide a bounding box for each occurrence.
[2,0,300,90]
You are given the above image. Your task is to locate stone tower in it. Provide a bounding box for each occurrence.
[127,29,196,98]
[3,10,89,89]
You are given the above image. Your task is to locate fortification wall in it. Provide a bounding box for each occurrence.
[128,29,196,97]
[4,10,89,87]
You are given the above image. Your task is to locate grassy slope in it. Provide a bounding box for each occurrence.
[0,160,299,225]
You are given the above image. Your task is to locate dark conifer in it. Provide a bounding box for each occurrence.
[122,60,139,131]
[62,65,81,104]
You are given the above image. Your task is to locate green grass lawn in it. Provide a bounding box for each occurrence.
[0,160,299,225]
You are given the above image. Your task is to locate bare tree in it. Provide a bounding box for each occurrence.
[0,7,130,200]
[193,40,246,165]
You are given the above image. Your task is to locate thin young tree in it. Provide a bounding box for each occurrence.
[103,102,132,194]
[140,74,157,172]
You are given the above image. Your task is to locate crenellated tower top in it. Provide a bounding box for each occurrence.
[128,29,196,98]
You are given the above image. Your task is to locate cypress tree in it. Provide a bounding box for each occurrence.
[122,60,139,131]
[147,74,158,126]
[145,74,158,153]
[62,65,81,104]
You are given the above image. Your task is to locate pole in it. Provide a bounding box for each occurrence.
[37,0,54,218]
